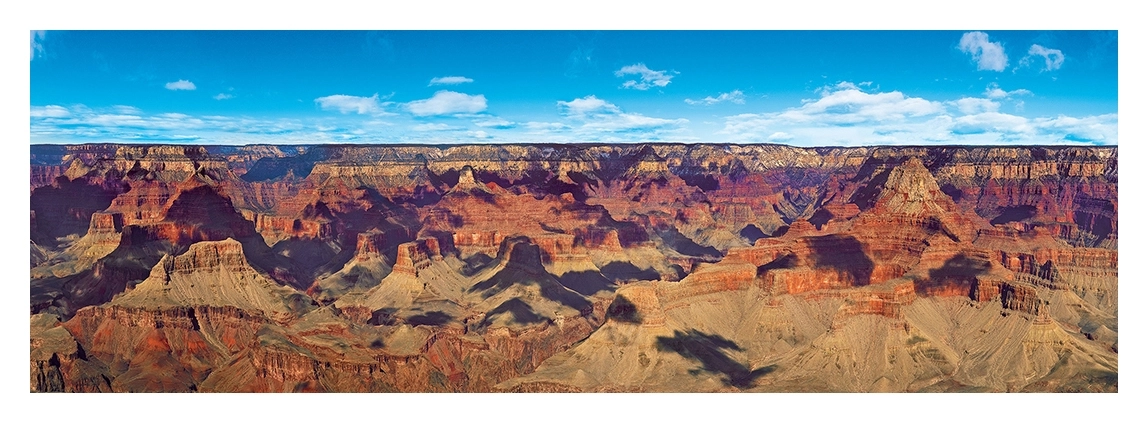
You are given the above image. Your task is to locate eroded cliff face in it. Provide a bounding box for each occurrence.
[29,143,1117,392]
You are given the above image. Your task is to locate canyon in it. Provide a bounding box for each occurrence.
[29,143,1117,392]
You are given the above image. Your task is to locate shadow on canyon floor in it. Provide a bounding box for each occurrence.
[656,329,776,389]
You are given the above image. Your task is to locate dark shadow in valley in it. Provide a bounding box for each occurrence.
[991,205,1038,225]
[165,186,258,241]
[655,330,776,389]
[406,311,453,327]
[240,149,323,181]
[849,160,897,211]
[558,271,615,296]
[31,232,177,318]
[367,308,398,326]
[808,208,835,229]
[658,228,722,258]
[940,183,964,203]
[920,254,992,296]
[1073,197,1116,243]
[806,235,874,287]
[757,253,798,276]
[30,177,120,246]
[428,168,461,189]
[471,238,592,313]
[481,298,546,327]
[600,261,661,283]
[460,252,495,276]
[739,224,769,244]
[605,294,642,324]
[566,171,599,191]
[770,225,790,237]
[680,173,720,191]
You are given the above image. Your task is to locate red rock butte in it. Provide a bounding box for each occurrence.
[30,143,1117,392]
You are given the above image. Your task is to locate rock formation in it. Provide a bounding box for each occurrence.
[29,143,1117,392]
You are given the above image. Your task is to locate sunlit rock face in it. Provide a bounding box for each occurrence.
[30,143,1117,392]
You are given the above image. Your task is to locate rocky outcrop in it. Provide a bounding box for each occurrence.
[392,238,443,277]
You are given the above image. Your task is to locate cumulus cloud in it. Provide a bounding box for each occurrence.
[406,91,487,116]
[958,32,1008,72]
[1032,114,1117,143]
[30,31,46,61]
[984,83,1033,99]
[951,97,1000,115]
[950,112,1031,135]
[557,95,621,117]
[1023,44,1065,71]
[558,95,687,134]
[685,90,746,106]
[615,63,676,90]
[314,93,389,115]
[473,118,515,129]
[429,76,474,86]
[767,132,794,142]
[720,82,1117,145]
[30,105,70,118]
[777,84,943,125]
[165,80,197,91]
[214,93,234,100]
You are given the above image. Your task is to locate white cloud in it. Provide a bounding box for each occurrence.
[685,90,746,106]
[557,95,621,117]
[474,118,515,128]
[776,85,943,125]
[411,123,455,132]
[30,31,46,61]
[950,112,1031,135]
[767,132,794,142]
[984,83,1033,99]
[718,81,1116,145]
[951,97,1000,115]
[1032,114,1117,143]
[580,113,686,132]
[29,105,386,144]
[614,63,676,90]
[406,91,487,116]
[314,94,388,115]
[30,105,69,118]
[958,32,1008,72]
[429,76,474,86]
[214,93,234,100]
[524,122,570,131]
[557,95,687,134]
[111,105,142,114]
[165,80,197,91]
[468,130,491,139]
[1024,44,1065,71]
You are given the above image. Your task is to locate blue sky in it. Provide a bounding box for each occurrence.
[29,30,1118,146]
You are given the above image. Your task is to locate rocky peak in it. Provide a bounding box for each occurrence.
[458,166,477,186]
[873,157,953,215]
[495,236,545,271]
[159,238,248,275]
[392,237,443,277]
[447,165,495,196]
